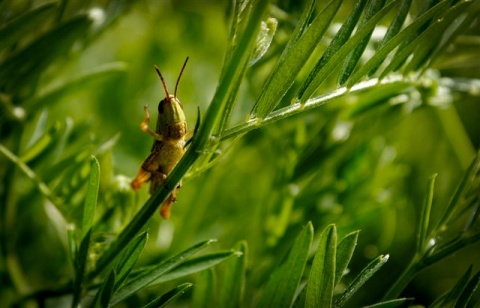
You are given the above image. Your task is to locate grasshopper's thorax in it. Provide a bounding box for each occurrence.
[157,94,187,139]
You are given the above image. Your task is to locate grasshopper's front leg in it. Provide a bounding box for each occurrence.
[140,105,163,141]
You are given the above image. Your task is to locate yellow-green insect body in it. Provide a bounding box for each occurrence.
[131,58,191,219]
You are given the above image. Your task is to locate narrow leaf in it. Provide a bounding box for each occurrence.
[218,241,247,308]
[455,270,480,308]
[110,239,216,305]
[254,0,343,119]
[142,283,193,308]
[435,153,480,235]
[0,2,57,50]
[403,1,474,73]
[347,0,449,87]
[151,251,238,285]
[380,1,472,79]
[192,269,216,308]
[362,298,414,308]
[299,0,398,102]
[298,0,368,99]
[100,271,116,308]
[335,231,360,287]
[334,255,389,307]
[257,222,313,307]
[417,174,437,255]
[368,0,412,75]
[72,230,92,308]
[306,224,337,308]
[338,0,387,85]
[114,231,148,290]
[72,156,100,307]
[440,265,472,307]
[81,156,100,239]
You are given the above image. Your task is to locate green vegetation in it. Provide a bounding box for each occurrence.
[1,0,479,307]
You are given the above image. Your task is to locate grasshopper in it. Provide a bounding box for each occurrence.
[131,58,193,219]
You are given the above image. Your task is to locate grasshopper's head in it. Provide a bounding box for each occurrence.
[155,58,189,138]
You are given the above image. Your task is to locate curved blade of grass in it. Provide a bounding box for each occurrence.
[0,15,92,91]
[24,62,128,113]
[110,239,217,305]
[253,0,343,119]
[91,271,115,308]
[403,1,474,74]
[0,2,57,50]
[379,1,472,79]
[306,224,337,308]
[142,283,193,308]
[368,0,412,76]
[416,174,437,255]
[218,241,247,308]
[347,1,449,87]
[151,251,239,285]
[20,122,63,163]
[257,222,313,307]
[335,231,360,287]
[455,270,480,308]
[192,269,215,307]
[0,143,61,207]
[334,254,389,308]
[338,0,387,86]
[298,0,368,99]
[440,265,472,307]
[362,298,414,308]
[433,152,480,236]
[114,231,148,290]
[72,156,100,307]
[299,0,398,102]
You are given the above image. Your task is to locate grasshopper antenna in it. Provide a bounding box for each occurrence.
[175,57,189,98]
[154,65,170,98]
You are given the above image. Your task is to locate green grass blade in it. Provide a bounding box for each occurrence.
[335,231,360,287]
[81,156,100,239]
[455,270,480,308]
[19,122,63,164]
[72,156,100,307]
[434,152,480,236]
[218,241,247,308]
[338,0,387,86]
[403,1,474,73]
[0,143,60,206]
[110,239,216,305]
[306,224,337,308]
[0,15,92,92]
[192,269,216,308]
[362,298,414,308]
[440,265,472,307]
[91,271,116,308]
[151,251,238,285]
[114,231,148,290]
[257,222,313,307]
[0,2,57,50]
[368,0,412,75]
[254,0,343,119]
[346,1,449,87]
[416,174,437,255]
[24,62,128,113]
[334,254,389,308]
[379,1,472,79]
[299,0,398,102]
[142,283,193,308]
[297,0,368,100]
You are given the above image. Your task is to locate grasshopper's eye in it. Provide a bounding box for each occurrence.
[158,99,165,114]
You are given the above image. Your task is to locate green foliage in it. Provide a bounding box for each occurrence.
[1,0,480,307]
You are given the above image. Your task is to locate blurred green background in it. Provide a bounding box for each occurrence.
[1,0,479,307]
